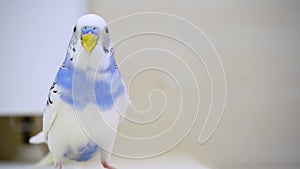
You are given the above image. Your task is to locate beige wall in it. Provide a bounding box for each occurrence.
[89,0,300,168]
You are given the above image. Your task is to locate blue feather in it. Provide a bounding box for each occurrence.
[55,51,125,111]
[63,141,100,162]
[95,73,125,111]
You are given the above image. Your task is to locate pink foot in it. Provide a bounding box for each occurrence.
[102,161,116,169]
[54,162,62,169]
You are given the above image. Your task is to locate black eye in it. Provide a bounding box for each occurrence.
[73,26,76,32]
[105,28,109,33]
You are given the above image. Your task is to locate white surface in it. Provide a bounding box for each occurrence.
[0,0,87,115]
[1,163,299,169]
[0,154,212,169]
[1,158,300,169]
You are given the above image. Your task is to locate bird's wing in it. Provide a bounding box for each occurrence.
[42,81,60,140]
[29,81,61,144]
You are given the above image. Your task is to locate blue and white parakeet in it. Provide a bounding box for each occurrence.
[30,14,129,169]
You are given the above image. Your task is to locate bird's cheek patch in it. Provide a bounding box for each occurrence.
[81,34,98,53]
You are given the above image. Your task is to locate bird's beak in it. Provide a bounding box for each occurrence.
[81,33,98,53]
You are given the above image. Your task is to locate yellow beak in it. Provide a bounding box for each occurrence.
[81,33,98,53]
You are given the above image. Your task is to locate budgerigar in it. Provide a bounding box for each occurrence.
[30,14,129,169]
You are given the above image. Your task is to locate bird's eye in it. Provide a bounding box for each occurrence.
[84,26,88,30]
[73,26,76,32]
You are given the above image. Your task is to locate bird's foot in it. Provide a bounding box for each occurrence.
[102,161,116,169]
[54,162,62,169]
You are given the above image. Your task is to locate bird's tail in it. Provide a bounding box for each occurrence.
[31,152,53,169]
[29,131,46,144]
[29,131,53,168]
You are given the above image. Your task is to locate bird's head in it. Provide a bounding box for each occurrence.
[74,14,110,53]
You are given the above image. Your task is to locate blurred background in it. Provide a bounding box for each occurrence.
[0,0,300,169]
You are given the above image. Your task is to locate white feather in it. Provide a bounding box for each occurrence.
[29,131,45,144]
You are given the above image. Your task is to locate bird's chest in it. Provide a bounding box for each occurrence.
[57,68,124,111]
